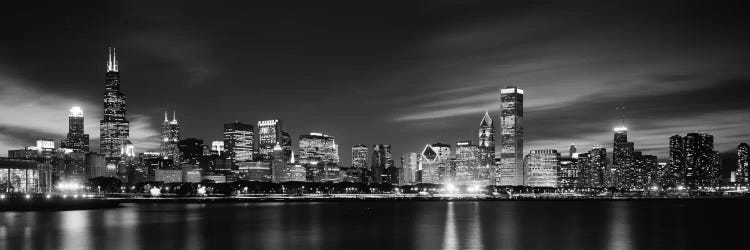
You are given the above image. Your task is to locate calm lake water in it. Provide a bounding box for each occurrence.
[1,200,748,250]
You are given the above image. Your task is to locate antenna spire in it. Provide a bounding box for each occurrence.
[172,110,177,122]
[164,111,168,122]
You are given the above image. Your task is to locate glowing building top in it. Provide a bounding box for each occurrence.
[107,47,118,72]
[69,106,83,117]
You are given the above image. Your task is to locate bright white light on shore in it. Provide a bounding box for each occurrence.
[46,194,51,199]
[73,194,78,198]
[63,195,67,198]
[197,186,206,196]
[150,187,162,196]
[25,194,31,199]
[57,182,82,190]
[677,185,685,191]
[445,184,457,193]
[0,194,5,199]
[468,185,482,192]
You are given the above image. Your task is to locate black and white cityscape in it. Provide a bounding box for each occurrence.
[2,1,750,250]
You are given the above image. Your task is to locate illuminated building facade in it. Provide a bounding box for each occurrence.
[557,157,578,188]
[454,140,481,185]
[298,133,339,165]
[524,149,559,187]
[223,121,254,162]
[497,86,524,186]
[579,146,608,187]
[420,143,451,184]
[352,144,369,169]
[736,143,749,183]
[257,120,282,162]
[665,135,687,187]
[478,111,495,167]
[99,47,131,159]
[160,111,181,162]
[61,106,90,152]
[683,132,720,188]
[613,126,636,188]
[370,144,392,183]
[400,152,418,185]
[0,158,40,193]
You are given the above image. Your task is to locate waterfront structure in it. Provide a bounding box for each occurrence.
[420,143,451,184]
[178,138,204,164]
[454,140,481,185]
[737,143,749,183]
[99,47,131,159]
[271,143,287,183]
[352,144,369,169]
[496,86,524,186]
[525,149,560,187]
[61,106,90,152]
[86,153,107,178]
[237,161,271,182]
[257,120,282,162]
[160,111,181,162]
[478,111,495,168]
[298,133,339,165]
[370,144,392,183]
[223,121,254,162]
[0,158,40,193]
[683,132,721,188]
[155,169,183,183]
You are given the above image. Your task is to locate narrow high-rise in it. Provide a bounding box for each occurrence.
[99,47,131,158]
[160,111,181,162]
[352,144,369,169]
[257,120,283,162]
[736,143,749,183]
[496,86,524,186]
[223,121,254,162]
[478,111,495,167]
[61,106,90,152]
[370,144,392,183]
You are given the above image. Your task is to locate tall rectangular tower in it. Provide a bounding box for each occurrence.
[99,47,130,159]
[61,106,90,152]
[257,119,282,161]
[496,86,524,186]
[223,121,254,162]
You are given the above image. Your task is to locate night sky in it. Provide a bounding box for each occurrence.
[1,0,749,165]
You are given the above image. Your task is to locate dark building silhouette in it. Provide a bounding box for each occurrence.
[178,138,204,165]
[370,144,392,183]
[99,47,130,159]
[61,106,89,152]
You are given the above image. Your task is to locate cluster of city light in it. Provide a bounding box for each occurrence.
[57,182,83,190]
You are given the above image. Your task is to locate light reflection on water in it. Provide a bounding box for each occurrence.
[0,200,745,250]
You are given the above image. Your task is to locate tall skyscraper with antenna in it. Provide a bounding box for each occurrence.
[160,110,181,163]
[99,47,131,159]
[496,86,524,186]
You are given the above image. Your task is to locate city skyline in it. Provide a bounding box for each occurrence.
[2,1,750,166]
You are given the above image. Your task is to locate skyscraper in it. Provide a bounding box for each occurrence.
[613,125,635,188]
[666,135,686,187]
[352,144,368,169]
[400,152,418,185]
[478,111,495,168]
[223,121,254,163]
[497,86,524,186]
[524,149,560,187]
[684,132,720,188]
[569,144,577,158]
[454,140,481,185]
[61,106,89,152]
[736,143,749,183]
[420,143,451,184]
[160,111,180,162]
[99,47,130,158]
[280,130,293,163]
[298,133,339,165]
[370,144,392,183]
[257,120,282,162]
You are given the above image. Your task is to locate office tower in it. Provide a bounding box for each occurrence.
[665,135,686,187]
[280,130,293,162]
[257,120,282,162]
[478,111,495,167]
[569,144,577,158]
[583,146,608,187]
[223,121,254,162]
[210,141,224,156]
[454,140,480,185]
[737,143,749,183]
[99,47,131,158]
[420,143,451,184]
[613,125,636,189]
[525,149,560,187]
[160,111,181,162]
[640,154,658,186]
[684,132,720,188]
[271,143,288,183]
[298,133,339,165]
[352,144,369,168]
[61,106,90,152]
[400,152,418,185]
[557,157,578,188]
[496,86,524,186]
[178,138,204,164]
[370,144,392,183]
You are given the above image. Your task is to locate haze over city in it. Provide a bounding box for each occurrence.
[2,0,749,164]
